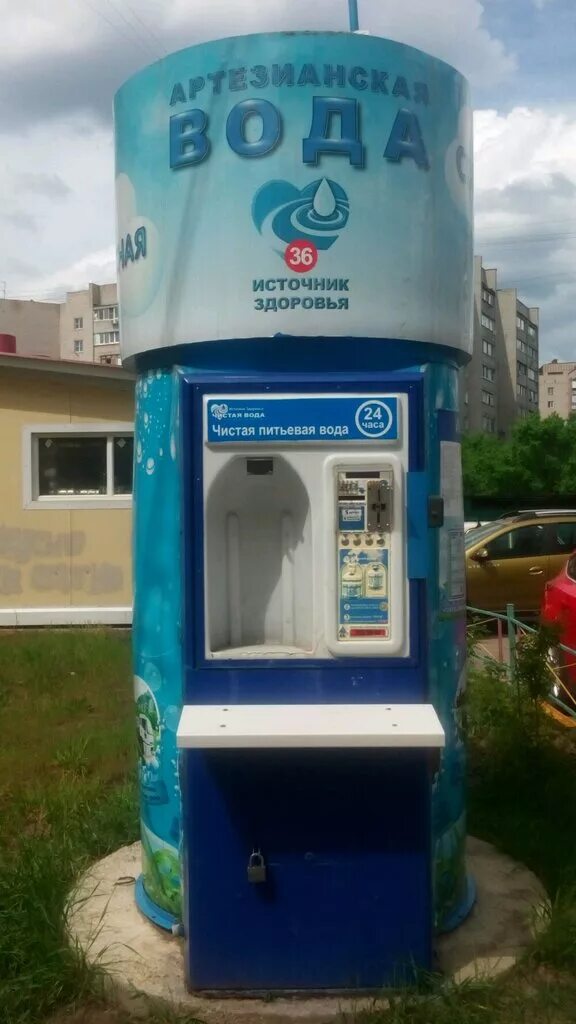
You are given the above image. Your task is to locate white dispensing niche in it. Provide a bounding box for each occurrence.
[202,392,409,660]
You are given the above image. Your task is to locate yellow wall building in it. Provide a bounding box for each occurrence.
[0,353,135,625]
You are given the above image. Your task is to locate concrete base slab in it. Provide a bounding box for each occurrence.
[67,837,546,1024]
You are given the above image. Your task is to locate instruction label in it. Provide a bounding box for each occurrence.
[338,548,390,639]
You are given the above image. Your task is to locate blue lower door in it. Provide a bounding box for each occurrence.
[183,748,433,991]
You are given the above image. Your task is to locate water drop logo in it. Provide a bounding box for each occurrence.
[252,178,349,254]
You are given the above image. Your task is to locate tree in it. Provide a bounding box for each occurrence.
[462,414,576,499]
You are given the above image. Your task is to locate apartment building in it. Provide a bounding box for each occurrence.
[460,257,539,436]
[1,283,121,366]
[60,283,120,365]
[539,361,576,419]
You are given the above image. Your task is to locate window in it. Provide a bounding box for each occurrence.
[486,525,545,561]
[94,306,118,321]
[529,346,538,362]
[548,521,576,554]
[548,387,554,395]
[517,338,527,354]
[482,339,495,357]
[73,339,83,354]
[529,389,537,404]
[528,368,537,382]
[482,365,495,382]
[481,390,495,406]
[516,315,525,332]
[73,317,83,330]
[548,401,554,408]
[94,331,120,345]
[517,361,527,377]
[24,426,133,510]
[517,384,527,398]
[482,415,496,433]
[527,322,536,337]
[481,313,495,332]
[482,287,495,307]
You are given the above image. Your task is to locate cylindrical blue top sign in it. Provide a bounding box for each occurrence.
[115,33,472,366]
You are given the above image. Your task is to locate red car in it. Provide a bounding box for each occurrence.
[541,552,576,698]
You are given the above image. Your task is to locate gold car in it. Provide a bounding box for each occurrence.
[465,511,576,616]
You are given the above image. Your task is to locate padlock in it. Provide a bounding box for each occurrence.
[247,850,267,884]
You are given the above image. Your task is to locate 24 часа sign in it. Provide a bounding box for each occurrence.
[114,32,472,364]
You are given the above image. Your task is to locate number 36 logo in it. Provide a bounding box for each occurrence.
[284,239,318,273]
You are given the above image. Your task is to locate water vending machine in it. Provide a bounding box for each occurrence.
[115,27,474,994]
[176,376,446,989]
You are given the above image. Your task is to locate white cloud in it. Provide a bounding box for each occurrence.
[474,105,576,360]
[162,0,516,86]
[11,246,117,301]
[0,0,515,91]
[0,0,102,60]
[0,117,114,298]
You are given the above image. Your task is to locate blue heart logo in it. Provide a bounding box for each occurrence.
[252,178,349,252]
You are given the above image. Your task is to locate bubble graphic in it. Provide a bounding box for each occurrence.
[136,440,143,463]
[144,412,149,427]
[163,705,181,733]
[146,457,155,475]
[170,434,176,460]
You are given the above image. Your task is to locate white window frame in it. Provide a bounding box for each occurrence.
[73,339,83,354]
[22,423,133,510]
[481,313,495,333]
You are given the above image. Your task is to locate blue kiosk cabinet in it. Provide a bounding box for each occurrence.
[115,29,473,994]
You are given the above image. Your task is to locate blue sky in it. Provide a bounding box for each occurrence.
[480,0,576,109]
[0,0,574,361]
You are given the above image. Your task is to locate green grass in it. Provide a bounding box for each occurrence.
[1,628,576,1024]
[0,629,138,1024]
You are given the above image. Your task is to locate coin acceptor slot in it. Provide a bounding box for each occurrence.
[367,478,393,532]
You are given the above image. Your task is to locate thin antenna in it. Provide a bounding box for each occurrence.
[348,0,359,31]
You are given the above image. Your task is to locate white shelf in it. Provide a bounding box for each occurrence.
[176,704,445,750]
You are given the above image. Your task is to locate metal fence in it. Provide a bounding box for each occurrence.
[466,602,576,725]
